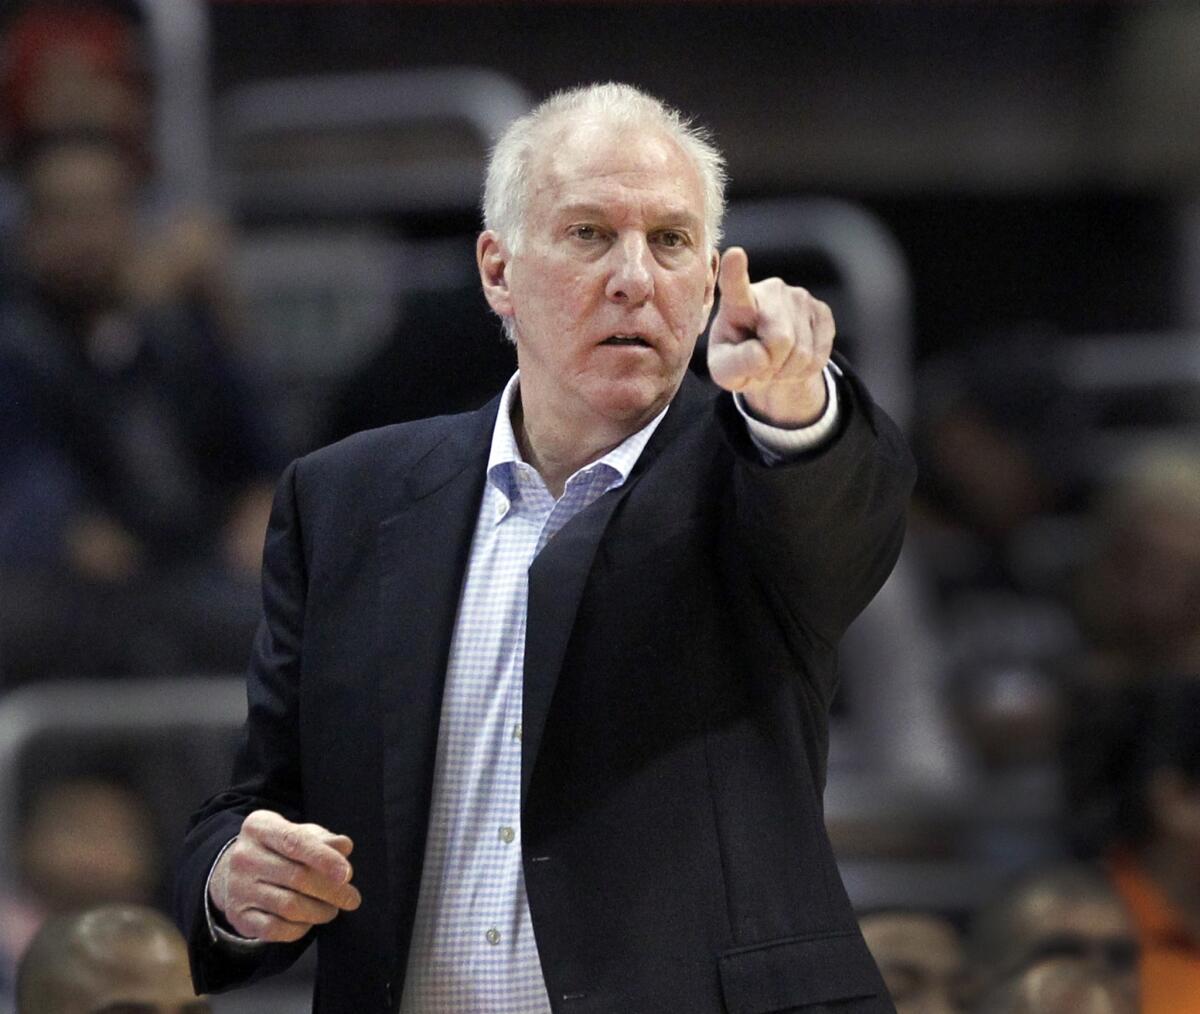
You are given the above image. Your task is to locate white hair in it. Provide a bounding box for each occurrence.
[482,82,727,256]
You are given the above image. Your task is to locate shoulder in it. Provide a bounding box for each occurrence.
[283,401,496,517]
[299,411,472,476]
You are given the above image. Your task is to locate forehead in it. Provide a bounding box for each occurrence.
[526,118,705,226]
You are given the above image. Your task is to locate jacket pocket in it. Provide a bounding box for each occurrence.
[718,930,883,1013]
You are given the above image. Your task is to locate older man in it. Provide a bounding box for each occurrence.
[176,83,913,1013]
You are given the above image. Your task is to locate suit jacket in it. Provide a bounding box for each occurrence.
[176,366,914,1014]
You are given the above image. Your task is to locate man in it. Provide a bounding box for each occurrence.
[859,910,966,1014]
[176,83,913,1012]
[0,132,278,682]
[17,904,209,1014]
[965,863,1140,1011]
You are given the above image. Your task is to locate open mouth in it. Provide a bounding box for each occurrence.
[601,334,651,348]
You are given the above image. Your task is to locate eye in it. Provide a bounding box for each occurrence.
[654,230,689,249]
[569,224,602,242]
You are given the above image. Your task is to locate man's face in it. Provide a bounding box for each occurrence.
[481,117,718,436]
[860,912,966,1014]
[22,144,134,311]
[1010,897,1140,1008]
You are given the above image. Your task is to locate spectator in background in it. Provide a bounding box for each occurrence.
[0,2,149,154]
[1072,445,1200,685]
[1102,678,1200,1014]
[0,1,151,280]
[964,863,1138,1012]
[860,909,966,1013]
[908,334,1084,779]
[972,957,1135,1014]
[909,332,1084,602]
[16,904,207,1014]
[0,775,160,1004]
[0,132,282,684]
[1063,449,1200,855]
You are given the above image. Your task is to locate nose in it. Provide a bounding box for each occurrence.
[605,234,654,306]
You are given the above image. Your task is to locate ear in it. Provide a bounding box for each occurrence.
[477,230,515,319]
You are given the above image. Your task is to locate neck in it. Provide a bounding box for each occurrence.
[511,399,633,499]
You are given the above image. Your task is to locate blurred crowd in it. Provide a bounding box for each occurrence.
[0,1,1197,1012]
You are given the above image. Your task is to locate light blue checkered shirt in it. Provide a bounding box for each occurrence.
[399,375,668,1013]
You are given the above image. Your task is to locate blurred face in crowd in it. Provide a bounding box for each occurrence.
[860,912,966,1014]
[479,115,718,439]
[22,142,135,313]
[19,779,158,913]
[1004,893,1139,1009]
[1104,502,1200,650]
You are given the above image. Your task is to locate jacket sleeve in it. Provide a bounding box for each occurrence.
[716,357,916,701]
[173,458,313,992]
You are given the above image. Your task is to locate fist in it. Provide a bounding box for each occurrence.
[707,247,835,427]
[209,810,362,943]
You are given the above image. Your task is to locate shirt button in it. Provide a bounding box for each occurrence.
[486,928,501,945]
[500,826,515,844]
[513,723,523,742]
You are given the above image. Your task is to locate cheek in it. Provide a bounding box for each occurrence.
[666,279,712,341]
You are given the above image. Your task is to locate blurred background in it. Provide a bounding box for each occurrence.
[0,2,1197,1011]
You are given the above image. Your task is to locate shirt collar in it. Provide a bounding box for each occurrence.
[486,371,670,497]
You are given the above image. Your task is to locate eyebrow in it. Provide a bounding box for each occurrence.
[556,202,703,232]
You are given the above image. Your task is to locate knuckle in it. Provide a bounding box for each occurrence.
[231,909,263,938]
[275,893,307,925]
[243,809,273,834]
[227,843,254,871]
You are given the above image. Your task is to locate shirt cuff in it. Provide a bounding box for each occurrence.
[734,363,841,465]
[205,837,268,952]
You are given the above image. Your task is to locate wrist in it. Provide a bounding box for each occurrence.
[742,372,828,428]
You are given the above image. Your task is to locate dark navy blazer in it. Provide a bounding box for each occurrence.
[175,364,913,1014]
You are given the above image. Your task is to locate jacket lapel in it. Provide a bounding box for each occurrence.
[521,374,713,805]
[374,401,494,969]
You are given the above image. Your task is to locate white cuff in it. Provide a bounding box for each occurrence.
[205,836,268,951]
[735,364,841,465]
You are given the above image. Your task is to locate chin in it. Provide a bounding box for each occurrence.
[589,382,673,425]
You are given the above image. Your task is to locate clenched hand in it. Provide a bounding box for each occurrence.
[209,809,362,943]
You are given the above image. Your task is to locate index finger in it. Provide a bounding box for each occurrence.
[246,812,353,883]
[717,247,756,313]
